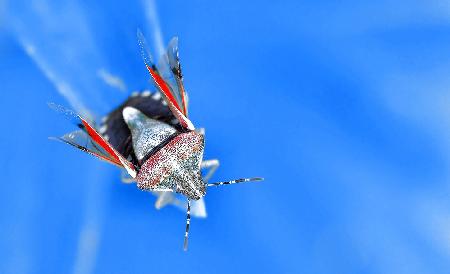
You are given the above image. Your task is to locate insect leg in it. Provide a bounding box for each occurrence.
[154,191,174,209]
[201,159,220,183]
[183,200,191,251]
[195,127,205,135]
[120,169,135,184]
[207,177,263,187]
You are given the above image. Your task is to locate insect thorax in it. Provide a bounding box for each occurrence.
[135,131,206,200]
[122,107,205,200]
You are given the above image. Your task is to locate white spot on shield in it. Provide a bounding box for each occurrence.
[152,92,161,100]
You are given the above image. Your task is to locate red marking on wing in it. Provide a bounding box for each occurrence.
[179,83,188,116]
[80,118,136,174]
[146,65,195,130]
[81,119,120,162]
[92,153,122,166]
[54,136,123,167]
[147,65,183,113]
[49,102,136,176]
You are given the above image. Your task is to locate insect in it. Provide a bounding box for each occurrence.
[50,30,263,250]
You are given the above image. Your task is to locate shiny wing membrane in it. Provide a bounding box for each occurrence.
[137,30,194,130]
[50,130,123,167]
[49,103,137,178]
[158,37,188,115]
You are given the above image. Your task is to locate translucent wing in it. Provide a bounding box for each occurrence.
[49,103,137,178]
[137,30,194,130]
[50,130,123,168]
[157,37,188,115]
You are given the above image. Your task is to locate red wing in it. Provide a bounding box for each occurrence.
[49,103,137,177]
[50,130,123,167]
[137,30,194,130]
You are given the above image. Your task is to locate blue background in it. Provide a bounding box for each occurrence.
[1,1,450,273]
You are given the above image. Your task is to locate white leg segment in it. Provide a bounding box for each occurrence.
[201,159,220,183]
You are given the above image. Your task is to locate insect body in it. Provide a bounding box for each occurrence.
[123,106,206,200]
[51,31,262,250]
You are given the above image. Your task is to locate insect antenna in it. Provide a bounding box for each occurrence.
[183,199,191,251]
[207,177,263,187]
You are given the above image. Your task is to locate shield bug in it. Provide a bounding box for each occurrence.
[50,30,263,250]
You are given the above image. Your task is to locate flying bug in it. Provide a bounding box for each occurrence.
[49,30,263,250]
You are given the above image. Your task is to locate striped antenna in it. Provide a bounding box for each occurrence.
[207,177,263,187]
[183,200,191,251]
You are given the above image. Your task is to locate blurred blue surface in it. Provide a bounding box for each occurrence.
[1,0,450,273]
